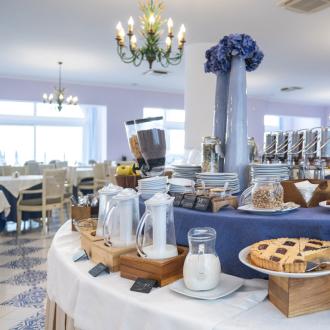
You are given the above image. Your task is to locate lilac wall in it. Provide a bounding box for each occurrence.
[0,77,328,160]
[0,77,184,160]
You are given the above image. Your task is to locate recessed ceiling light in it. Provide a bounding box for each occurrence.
[280,86,303,92]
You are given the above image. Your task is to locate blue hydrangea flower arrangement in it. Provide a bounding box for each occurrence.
[204,34,264,74]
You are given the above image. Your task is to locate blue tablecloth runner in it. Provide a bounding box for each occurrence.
[139,201,330,279]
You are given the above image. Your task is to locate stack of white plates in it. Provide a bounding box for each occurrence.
[138,176,168,200]
[172,164,202,181]
[196,172,240,194]
[168,178,195,194]
[250,163,290,182]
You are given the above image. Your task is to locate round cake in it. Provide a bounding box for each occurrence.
[250,238,330,273]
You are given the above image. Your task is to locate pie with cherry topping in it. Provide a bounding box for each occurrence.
[250,238,330,273]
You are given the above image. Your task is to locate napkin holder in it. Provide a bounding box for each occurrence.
[281,179,330,207]
[120,246,188,287]
[80,230,103,258]
[71,206,98,231]
[269,275,330,317]
[90,241,136,272]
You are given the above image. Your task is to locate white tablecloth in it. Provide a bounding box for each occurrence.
[0,190,10,216]
[51,222,328,330]
[0,175,43,197]
[67,167,93,186]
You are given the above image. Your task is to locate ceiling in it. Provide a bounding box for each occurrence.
[1,0,330,105]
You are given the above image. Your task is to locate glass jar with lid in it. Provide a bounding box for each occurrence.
[201,136,224,173]
[251,177,284,209]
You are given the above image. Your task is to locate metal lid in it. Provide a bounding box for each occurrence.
[134,116,163,124]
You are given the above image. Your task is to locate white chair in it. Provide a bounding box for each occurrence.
[24,161,41,175]
[17,169,66,234]
[93,163,113,192]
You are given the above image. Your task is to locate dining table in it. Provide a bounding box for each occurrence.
[0,174,43,223]
[46,221,330,330]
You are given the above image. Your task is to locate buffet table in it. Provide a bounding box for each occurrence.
[47,221,330,330]
[138,202,330,279]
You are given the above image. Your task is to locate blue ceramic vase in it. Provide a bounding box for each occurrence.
[213,72,229,172]
[224,55,249,190]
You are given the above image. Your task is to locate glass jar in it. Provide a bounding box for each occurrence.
[125,120,145,169]
[251,177,284,209]
[183,227,221,291]
[201,136,223,173]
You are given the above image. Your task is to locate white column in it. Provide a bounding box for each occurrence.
[184,43,216,151]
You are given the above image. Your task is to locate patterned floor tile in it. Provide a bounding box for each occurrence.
[1,270,47,286]
[0,257,47,270]
[0,307,38,329]
[10,310,45,330]
[0,268,23,283]
[0,305,20,318]
[1,287,46,309]
[0,238,38,246]
[0,246,44,257]
[0,284,31,303]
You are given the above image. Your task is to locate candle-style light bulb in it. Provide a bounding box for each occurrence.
[43,93,48,102]
[166,36,172,50]
[116,21,123,35]
[149,14,155,31]
[73,96,78,105]
[178,24,186,41]
[167,18,173,35]
[130,35,137,50]
[128,16,134,33]
[49,94,54,102]
[67,95,73,104]
[59,94,64,101]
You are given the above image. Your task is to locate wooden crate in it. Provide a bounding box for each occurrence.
[120,246,188,287]
[80,230,103,258]
[91,241,136,272]
[269,275,330,317]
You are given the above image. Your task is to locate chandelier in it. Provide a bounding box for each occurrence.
[42,62,78,111]
[115,0,186,70]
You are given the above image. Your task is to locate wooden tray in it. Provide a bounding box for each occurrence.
[269,275,330,317]
[71,206,98,231]
[91,241,136,272]
[80,230,103,258]
[120,246,188,287]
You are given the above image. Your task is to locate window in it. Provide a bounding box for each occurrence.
[143,108,185,162]
[264,115,322,133]
[0,101,107,165]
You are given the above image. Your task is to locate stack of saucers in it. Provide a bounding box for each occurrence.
[172,164,202,181]
[168,178,195,194]
[138,176,168,200]
[250,163,290,182]
[196,172,240,194]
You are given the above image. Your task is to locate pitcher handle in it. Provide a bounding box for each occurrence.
[136,210,151,258]
[103,204,117,246]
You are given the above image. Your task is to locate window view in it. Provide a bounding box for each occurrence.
[143,108,185,162]
[264,114,322,133]
[0,101,106,165]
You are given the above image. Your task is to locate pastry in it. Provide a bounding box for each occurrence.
[250,238,330,273]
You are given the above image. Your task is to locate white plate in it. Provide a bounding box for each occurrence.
[169,178,195,186]
[169,273,244,300]
[238,203,300,215]
[319,201,330,209]
[239,245,330,278]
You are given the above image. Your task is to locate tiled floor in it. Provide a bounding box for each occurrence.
[0,217,61,330]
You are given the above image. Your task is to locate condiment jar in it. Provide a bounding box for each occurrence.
[251,177,284,209]
[201,136,224,173]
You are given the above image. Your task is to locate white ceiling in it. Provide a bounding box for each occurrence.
[1,0,330,105]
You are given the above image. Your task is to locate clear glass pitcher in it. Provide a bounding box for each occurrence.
[96,184,122,237]
[136,193,178,259]
[103,188,140,248]
[183,227,221,291]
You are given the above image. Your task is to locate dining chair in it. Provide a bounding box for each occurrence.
[16,169,66,234]
[93,162,110,192]
[0,165,12,176]
[24,161,41,175]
